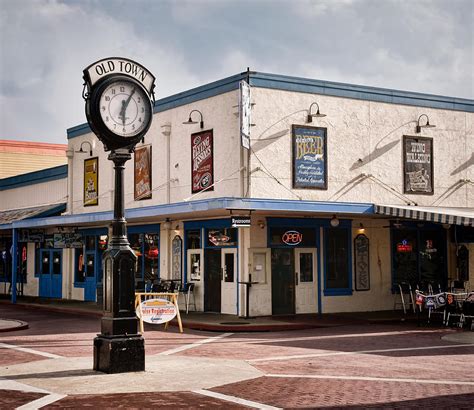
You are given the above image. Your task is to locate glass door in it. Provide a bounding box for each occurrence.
[221,248,237,314]
[295,248,317,314]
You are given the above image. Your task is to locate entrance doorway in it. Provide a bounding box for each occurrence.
[39,249,62,298]
[204,249,221,312]
[203,248,238,313]
[271,248,318,315]
[271,249,295,314]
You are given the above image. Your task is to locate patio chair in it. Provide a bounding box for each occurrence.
[179,282,196,314]
[394,282,415,314]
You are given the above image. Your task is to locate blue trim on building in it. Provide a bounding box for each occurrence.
[1,197,373,231]
[67,71,474,139]
[0,165,68,191]
[249,72,474,112]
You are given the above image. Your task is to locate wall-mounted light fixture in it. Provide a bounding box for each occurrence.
[330,214,339,227]
[75,141,93,156]
[358,223,365,233]
[183,109,204,129]
[415,114,435,133]
[162,218,171,230]
[258,220,265,229]
[307,102,326,123]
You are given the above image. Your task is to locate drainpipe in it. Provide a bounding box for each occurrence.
[161,123,172,204]
[11,227,18,303]
[65,148,74,214]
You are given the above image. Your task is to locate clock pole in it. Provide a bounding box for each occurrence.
[83,57,155,374]
[93,148,145,373]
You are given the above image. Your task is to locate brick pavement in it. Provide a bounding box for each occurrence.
[1,303,473,408]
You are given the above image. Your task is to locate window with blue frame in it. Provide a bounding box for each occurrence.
[324,226,352,295]
[74,234,107,285]
[128,226,160,288]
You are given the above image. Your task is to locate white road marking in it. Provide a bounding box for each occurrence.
[158,332,234,355]
[266,373,474,386]
[249,343,474,363]
[194,389,281,409]
[0,378,66,409]
[0,342,63,359]
[245,329,446,344]
[16,393,67,409]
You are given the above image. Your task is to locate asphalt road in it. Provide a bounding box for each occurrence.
[1,304,473,408]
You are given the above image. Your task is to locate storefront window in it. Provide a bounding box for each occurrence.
[187,229,201,249]
[392,226,446,290]
[129,228,160,287]
[206,228,237,247]
[325,227,351,293]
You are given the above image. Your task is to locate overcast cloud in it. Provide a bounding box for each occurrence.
[0,0,472,144]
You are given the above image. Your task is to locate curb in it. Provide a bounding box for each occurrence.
[0,319,29,332]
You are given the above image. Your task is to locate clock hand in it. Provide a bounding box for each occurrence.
[119,100,126,125]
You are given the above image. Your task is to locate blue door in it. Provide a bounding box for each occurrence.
[39,249,62,298]
[84,252,97,301]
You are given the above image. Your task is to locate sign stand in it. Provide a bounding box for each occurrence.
[134,292,183,333]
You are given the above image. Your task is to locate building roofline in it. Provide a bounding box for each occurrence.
[67,71,474,139]
[0,164,68,191]
[0,197,374,230]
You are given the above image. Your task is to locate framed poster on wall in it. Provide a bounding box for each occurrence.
[191,130,214,194]
[292,125,327,189]
[134,145,152,200]
[403,136,433,195]
[83,157,99,206]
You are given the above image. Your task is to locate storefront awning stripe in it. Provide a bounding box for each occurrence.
[375,204,474,227]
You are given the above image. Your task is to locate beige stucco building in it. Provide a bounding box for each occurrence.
[1,71,473,317]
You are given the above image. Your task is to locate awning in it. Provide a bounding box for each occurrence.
[0,203,66,227]
[375,204,474,227]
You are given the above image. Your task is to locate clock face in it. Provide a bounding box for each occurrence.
[98,79,151,138]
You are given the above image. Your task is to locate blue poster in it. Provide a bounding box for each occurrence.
[292,126,327,189]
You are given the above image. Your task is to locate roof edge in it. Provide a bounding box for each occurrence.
[0,164,68,191]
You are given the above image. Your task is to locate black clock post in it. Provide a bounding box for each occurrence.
[93,149,145,373]
[83,57,155,373]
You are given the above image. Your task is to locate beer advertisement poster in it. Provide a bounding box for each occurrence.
[403,136,433,194]
[134,145,152,200]
[191,130,214,194]
[83,157,99,206]
[292,125,327,189]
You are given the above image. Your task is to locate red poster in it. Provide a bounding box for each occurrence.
[134,145,152,200]
[191,130,214,193]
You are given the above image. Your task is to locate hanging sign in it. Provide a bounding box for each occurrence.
[53,233,83,248]
[231,216,251,228]
[136,298,177,324]
[240,80,251,149]
[191,130,214,193]
[354,234,370,291]
[403,136,433,194]
[292,125,327,189]
[134,145,152,200]
[84,157,99,206]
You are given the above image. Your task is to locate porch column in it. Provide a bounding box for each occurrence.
[11,227,18,304]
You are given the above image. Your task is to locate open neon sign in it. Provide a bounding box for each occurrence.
[282,230,303,246]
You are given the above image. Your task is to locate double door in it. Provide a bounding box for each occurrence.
[271,248,317,315]
[204,248,237,314]
[39,249,62,298]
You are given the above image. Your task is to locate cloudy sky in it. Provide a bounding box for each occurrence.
[1,0,472,144]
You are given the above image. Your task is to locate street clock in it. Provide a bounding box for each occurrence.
[83,58,155,151]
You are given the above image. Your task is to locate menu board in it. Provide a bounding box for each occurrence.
[292,125,327,189]
[191,130,214,193]
[403,136,433,194]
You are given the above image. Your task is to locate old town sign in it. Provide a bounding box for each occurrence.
[83,57,155,151]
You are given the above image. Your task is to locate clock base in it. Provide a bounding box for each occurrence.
[93,335,145,374]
